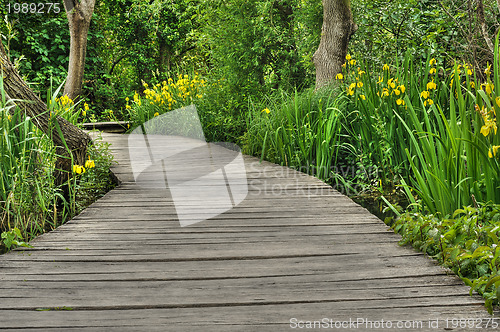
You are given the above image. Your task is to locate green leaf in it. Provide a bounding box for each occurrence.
[484,275,500,291]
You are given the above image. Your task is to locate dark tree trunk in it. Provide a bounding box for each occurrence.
[158,38,171,73]
[313,0,357,89]
[0,42,91,198]
[63,0,96,101]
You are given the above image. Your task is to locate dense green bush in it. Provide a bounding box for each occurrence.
[350,0,498,74]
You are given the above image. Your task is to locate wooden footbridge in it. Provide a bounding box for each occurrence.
[0,132,495,331]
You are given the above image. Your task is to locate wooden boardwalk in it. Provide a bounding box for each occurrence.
[0,132,495,331]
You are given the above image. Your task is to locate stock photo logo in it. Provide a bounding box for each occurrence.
[127,105,248,227]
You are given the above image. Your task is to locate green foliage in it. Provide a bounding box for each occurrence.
[1,227,32,252]
[200,0,312,97]
[243,88,345,182]
[0,6,103,100]
[350,0,497,70]
[334,48,500,216]
[195,77,247,143]
[85,0,200,115]
[351,0,445,64]
[390,205,500,314]
[0,79,114,254]
[0,11,69,93]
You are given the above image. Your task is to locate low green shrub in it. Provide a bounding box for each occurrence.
[390,205,500,314]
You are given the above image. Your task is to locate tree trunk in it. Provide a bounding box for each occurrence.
[158,38,171,73]
[477,0,495,58]
[313,0,357,89]
[0,41,91,198]
[63,0,96,101]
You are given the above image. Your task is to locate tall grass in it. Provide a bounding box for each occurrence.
[338,50,500,216]
[0,80,64,239]
[0,78,115,253]
[244,88,345,182]
[341,51,455,186]
[245,45,500,217]
[394,61,500,215]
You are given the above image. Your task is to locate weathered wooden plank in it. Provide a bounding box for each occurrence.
[0,253,438,278]
[0,285,478,310]
[3,242,417,262]
[22,234,402,248]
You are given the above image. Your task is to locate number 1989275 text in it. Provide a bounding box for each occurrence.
[7,3,61,14]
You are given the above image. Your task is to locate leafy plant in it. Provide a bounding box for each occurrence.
[390,205,500,313]
[1,228,32,252]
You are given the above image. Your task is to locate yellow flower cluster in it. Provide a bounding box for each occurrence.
[482,82,494,95]
[489,145,500,158]
[465,63,473,76]
[419,75,438,107]
[345,54,356,66]
[420,90,434,106]
[57,95,73,107]
[126,74,206,113]
[375,74,406,106]
[426,80,437,90]
[72,159,95,175]
[83,102,89,117]
[476,64,499,159]
[346,66,367,96]
[85,159,95,169]
[73,165,86,174]
[53,95,74,113]
[485,64,491,77]
[477,104,497,137]
[347,82,356,96]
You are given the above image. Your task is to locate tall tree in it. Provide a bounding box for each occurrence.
[0,41,91,196]
[313,0,357,88]
[63,0,96,100]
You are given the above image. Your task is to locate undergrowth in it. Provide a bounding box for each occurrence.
[389,205,500,314]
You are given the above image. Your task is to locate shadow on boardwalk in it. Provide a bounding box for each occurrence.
[0,132,495,331]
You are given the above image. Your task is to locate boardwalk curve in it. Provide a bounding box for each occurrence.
[0,132,494,331]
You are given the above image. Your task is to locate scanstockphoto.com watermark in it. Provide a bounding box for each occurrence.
[289,317,499,330]
[246,162,380,197]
